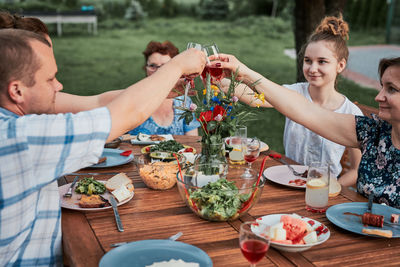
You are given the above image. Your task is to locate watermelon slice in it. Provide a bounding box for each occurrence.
[280,215,308,242]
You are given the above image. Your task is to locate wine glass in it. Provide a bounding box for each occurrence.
[241,137,261,178]
[202,43,223,84]
[239,221,270,267]
[180,42,202,108]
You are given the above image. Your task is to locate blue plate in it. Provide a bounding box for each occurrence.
[89,148,133,168]
[99,240,213,267]
[326,202,400,237]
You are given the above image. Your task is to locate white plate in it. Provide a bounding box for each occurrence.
[263,165,308,189]
[130,134,174,145]
[253,214,330,252]
[224,137,269,152]
[59,180,134,211]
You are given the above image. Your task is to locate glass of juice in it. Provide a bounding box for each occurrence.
[305,162,330,213]
[239,221,270,267]
[229,125,247,165]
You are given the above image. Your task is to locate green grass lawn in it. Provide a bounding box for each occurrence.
[52,16,381,153]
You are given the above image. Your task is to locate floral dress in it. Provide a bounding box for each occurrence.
[356,115,400,208]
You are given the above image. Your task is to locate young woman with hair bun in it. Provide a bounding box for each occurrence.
[224,14,363,187]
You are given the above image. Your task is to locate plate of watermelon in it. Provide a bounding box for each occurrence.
[252,214,330,252]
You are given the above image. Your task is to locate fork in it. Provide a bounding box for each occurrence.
[269,153,304,176]
[63,176,79,198]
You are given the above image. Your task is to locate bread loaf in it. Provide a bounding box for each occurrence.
[111,184,132,202]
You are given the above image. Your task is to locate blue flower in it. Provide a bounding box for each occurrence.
[211,97,221,104]
[203,99,207,105]
[210,106,214,111]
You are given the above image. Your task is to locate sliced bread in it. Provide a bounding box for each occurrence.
[105,173,132,191]
[111,184,132,202]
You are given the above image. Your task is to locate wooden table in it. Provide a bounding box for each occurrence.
[61,136,400,267]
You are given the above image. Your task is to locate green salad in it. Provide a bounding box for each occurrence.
[150,140,184,153]
[189,179,251,221]
[75,177,106,195]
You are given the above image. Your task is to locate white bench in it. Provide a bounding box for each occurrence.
[26,13,97,37]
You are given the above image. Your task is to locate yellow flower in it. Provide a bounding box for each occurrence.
[214,92,218,96]
[203,89,207,95]
[259,93,265,103]
[211,85,219,92]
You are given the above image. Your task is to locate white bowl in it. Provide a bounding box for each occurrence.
[252,214,330,252]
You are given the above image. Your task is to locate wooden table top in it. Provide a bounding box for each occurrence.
[60,135,400,267]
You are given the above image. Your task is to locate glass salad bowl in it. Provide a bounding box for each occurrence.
[176,163,266,222]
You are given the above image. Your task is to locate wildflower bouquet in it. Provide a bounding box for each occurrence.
[178,70,263,163]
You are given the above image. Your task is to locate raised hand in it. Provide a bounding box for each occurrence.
[218,53,254,83]
[172,48,206,78]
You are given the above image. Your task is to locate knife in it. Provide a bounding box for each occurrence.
[366,193,374,213]
[109,196,124,232]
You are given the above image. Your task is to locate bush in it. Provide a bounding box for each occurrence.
[198,0,229,20]
[160,0,179,17]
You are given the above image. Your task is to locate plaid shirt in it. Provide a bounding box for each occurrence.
[0,107,111,266]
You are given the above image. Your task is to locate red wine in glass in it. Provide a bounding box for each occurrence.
[208,63,223,80]
[240,239,269,264]
[239,221,270,267]
[244,154,257,163]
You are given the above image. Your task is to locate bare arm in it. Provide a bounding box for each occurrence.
[54,90,123,114]
[220,79,273,108]
[219,53,359,148]
[106,48,205,142]
[338,147,361,187]
[185,128,198,136]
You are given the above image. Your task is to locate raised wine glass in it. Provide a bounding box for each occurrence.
[201,43,223,84]
[239,221,270,267]
[241,137,261,178]
[179,42,202,109]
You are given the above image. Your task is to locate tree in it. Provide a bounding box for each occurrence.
[294,0,347,81]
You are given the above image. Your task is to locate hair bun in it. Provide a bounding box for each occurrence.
[315,14,349,40]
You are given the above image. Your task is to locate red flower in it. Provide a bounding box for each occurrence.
[213,105,225,119]
[198,110,213,124]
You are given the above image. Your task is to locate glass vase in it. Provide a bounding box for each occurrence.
[195,141,228,177]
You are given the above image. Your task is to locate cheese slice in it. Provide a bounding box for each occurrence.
[111,185,131,202]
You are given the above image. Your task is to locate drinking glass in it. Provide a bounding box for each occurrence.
[228,125,247,165]
[241,138,260,178]
[181,42,202,108]
[239,221,270,267]
[305,162,331,213]
[202,43,223,83]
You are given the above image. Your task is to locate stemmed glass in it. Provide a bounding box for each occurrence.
[239,221,270,267]
[180,42,202,108]
[241,137,261,178]
[201,43,223,84]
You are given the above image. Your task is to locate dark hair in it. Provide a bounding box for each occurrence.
[0,29,51,93]
[143,41,179,69]
[0,11,49,35]
[300,14,349,88]
[378,57,400,82]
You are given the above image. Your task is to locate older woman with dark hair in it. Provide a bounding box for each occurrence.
[129,40,200,136]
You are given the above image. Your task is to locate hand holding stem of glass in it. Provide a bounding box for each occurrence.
[305,162,331,213]
[182,42,202,107]
[239,221,270,267]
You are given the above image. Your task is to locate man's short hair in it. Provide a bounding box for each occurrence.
[0,28,51,93]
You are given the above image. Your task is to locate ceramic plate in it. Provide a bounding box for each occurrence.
[59,180,133,211]
[224,137,269,152]
[263,165,308,189]
[141,145,196,157]
[326,202,400,237]
[253,214,330,252]
[99,240,212,267]
[89,148,134,168]
[130,134,174,145]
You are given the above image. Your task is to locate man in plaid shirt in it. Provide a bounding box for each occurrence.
[0,29,205,266]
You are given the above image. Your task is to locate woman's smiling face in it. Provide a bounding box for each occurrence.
[375,65,400,124]
[303,40,346,88]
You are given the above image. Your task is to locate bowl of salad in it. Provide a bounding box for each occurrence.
[177,164,266,222]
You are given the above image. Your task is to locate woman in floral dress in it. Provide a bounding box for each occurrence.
[220,53,400,208]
